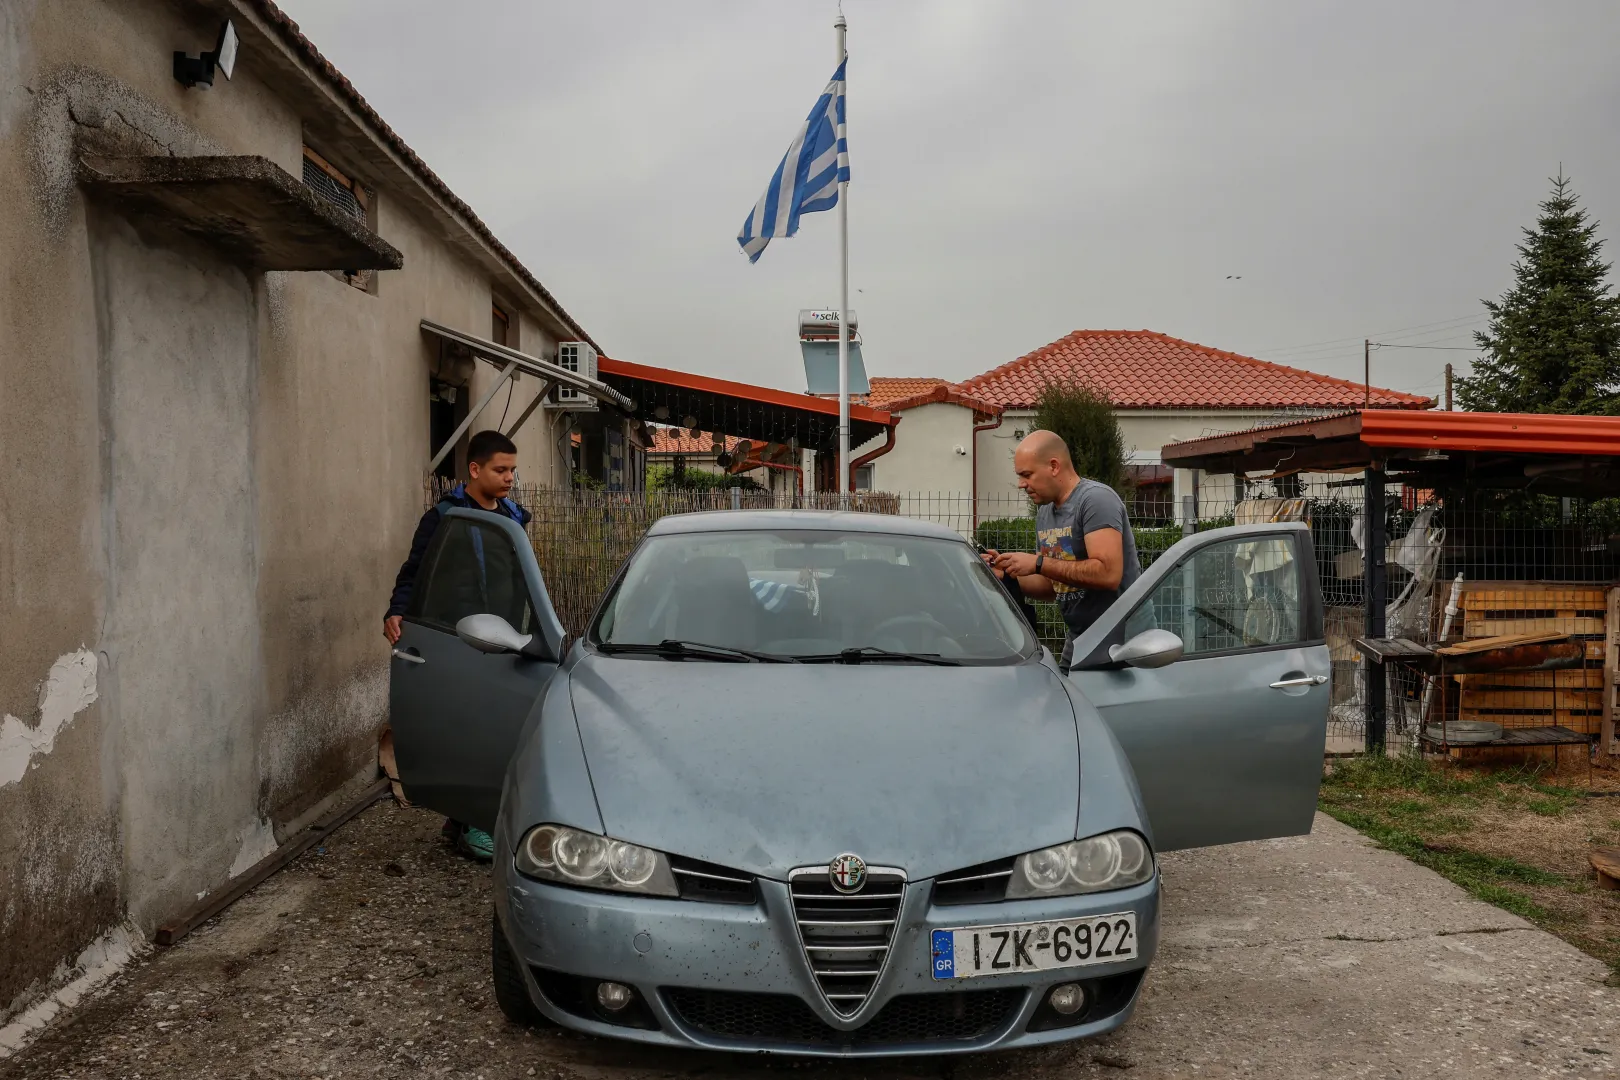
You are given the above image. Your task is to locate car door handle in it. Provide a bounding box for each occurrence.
[1269,674,1327,689]
[392,648,426,665]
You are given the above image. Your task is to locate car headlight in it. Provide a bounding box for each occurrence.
[514,824,679,897]
[1006,830,1153,899]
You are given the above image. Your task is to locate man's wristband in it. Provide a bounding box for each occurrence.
[1035,554,1045,575]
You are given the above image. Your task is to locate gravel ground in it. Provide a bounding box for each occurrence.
[1,804,1615,1080]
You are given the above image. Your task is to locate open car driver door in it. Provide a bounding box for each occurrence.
[1067,523,1330,852]
[388,508,565,832]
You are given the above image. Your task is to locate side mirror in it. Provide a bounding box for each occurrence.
[456,614,533,656]
[1108,628,1184,669]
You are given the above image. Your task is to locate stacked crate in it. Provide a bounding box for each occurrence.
[1446,583,1608,735]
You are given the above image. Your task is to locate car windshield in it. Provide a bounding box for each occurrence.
[592,528,1037,664]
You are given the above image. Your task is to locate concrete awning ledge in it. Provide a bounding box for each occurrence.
[77,154,403,272]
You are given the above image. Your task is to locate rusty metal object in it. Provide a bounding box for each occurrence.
[1436,639,1585,675]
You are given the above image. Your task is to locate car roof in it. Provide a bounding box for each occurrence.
[644,509,967,543]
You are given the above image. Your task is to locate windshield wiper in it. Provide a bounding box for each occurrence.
[595,639,798,663]
[793,646,962,667]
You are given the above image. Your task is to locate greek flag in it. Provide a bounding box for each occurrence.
[737,59,849,263]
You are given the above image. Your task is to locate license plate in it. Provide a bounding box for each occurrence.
[930,913,1138,980]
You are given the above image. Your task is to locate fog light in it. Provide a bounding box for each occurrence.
[1048,983,1087,1016]
[595,981,635,1012]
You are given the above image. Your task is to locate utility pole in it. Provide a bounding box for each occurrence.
[1363,339,1370,408]
[1444,363,1454,411]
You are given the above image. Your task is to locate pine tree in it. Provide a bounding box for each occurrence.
[1457,174,1620,414]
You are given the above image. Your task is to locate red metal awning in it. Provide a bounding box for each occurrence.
[598,356,896,454]
[1161,409,1620,493]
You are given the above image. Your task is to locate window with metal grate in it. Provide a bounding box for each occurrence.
[301,145,375,292]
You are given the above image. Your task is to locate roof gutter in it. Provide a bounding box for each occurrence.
[849,420,900,492]
[971,412,1005,531]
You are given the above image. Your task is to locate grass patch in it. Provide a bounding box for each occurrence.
[1525,797,1569,817]
[1321,803,1559,917]
[1321,754,1620,984]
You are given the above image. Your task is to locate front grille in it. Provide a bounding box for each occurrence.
[932,857,1016,905]
[669,855,756,904]
[664,987,1023,1047]
[790,866,904,1015]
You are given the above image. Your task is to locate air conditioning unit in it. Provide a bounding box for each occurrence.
[547,342,599,410]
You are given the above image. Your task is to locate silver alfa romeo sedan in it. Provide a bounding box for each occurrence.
[389,509,1328,1057]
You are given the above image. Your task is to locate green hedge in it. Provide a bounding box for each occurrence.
[977,514,1235,569]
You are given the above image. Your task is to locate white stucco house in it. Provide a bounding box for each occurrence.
[852,330,1433,525]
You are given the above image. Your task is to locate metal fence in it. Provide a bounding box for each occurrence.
[427,479,901,638]
[426,477,1620,756]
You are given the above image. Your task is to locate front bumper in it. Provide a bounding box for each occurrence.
[495,865,1158,1057]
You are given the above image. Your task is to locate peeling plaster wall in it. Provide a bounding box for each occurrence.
[89,206,263,926]
[0,0,567,1025]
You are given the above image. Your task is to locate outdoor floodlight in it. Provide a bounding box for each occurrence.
[175,20,239,89]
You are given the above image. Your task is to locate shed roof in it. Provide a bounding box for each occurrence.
[598,357,896,455]
[1161,409,1620,494]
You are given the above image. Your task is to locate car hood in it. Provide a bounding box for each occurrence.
[564,656,1079,882]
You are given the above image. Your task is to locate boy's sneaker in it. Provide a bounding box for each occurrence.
[443,818,495,862]
[443,819,492,861]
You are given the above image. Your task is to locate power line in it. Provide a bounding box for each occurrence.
[1370,343,1478,351]
[1254,312,1483,355]
[1273,320,1484,360]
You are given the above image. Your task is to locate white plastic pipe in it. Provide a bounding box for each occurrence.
[1418,573,1466,744]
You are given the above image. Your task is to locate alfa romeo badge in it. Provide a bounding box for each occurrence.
[828,852,867,894]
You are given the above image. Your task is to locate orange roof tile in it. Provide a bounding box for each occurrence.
[861,377,952,409]
[958,330,1434,411]
[879,383,1003,417]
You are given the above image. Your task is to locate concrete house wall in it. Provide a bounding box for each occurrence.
[851,402,1296,527]
[860,402,978,495]
[972,408,1331,522]
[0,0,590,1024]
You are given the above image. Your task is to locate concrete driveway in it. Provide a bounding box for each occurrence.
[1,805,1614,1080]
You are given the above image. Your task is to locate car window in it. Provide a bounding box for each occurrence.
[593,529,1035,663]
[1123,536,1300,656]
[409,516,534,636]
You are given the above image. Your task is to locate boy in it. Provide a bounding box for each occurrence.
[385,430,530,860]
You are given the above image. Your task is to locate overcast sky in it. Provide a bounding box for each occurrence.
[277,1,1620,403]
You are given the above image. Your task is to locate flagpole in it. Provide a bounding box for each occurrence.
[835,11,850,499]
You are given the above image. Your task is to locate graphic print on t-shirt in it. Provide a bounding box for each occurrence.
[1036,523,1084,598]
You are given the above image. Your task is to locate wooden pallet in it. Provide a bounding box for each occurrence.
[1453,584,1607,640]
[1456,660,1605,735]
[1604,588,1619,761]
[1456,668,1605,691]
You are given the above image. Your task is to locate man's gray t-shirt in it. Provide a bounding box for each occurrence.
[1035,479,1142,637]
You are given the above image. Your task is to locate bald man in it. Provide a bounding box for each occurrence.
[988,430,1141,669]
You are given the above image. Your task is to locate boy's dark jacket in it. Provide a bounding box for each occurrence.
[386,484,530,619]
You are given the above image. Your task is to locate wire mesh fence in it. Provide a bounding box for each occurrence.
[424,476,1620,760]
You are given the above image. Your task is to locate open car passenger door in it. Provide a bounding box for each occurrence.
[1067,523,1330,851]
[389,507,566,832]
